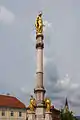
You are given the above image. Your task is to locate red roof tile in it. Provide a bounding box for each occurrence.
[0,95,26,109]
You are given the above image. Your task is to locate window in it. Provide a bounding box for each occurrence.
[11,111,14,116]
[19,112,22,117]
[2,111,5,116]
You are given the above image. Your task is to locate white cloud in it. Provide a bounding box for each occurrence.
[43,20,52,32]
[56,74,79,91]
[70,83,79,90]
[56,74,71,90]
[43,20,52,28]
[0,6,15,25]
[57,74,70,86]
[46,71,80,110]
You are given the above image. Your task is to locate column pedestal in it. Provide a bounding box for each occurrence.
[35,105,45,120]
[27,111,35,120]
[45,112,52,120]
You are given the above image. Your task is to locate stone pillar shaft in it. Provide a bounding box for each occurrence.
[36,48,43,73]
[36,48,43,88]
[34,34,45,103]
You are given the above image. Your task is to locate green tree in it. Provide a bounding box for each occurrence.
[60,109,77,120]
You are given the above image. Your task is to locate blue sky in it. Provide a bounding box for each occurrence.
[0,0,80,115]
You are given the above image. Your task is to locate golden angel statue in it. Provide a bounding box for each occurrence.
[45,98,51,112]
[35,12,44,35]
[29,95,36,111]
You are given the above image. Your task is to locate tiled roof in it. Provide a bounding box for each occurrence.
[51,105,60,113]
[0,95,26,109]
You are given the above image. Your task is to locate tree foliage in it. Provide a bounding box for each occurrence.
[60,109,77,120]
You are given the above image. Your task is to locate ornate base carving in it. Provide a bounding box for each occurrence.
[45,111,52,120]
[27,111,35,120]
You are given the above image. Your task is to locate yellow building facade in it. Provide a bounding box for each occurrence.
[0,94,27,120]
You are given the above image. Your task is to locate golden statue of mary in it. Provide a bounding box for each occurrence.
[35,12,44,35]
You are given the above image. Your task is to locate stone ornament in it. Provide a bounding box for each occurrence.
[29,95,36,111]
[45,98,51,112]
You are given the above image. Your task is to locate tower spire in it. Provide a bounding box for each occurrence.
[64,98,69,112]
[65,98,68,107]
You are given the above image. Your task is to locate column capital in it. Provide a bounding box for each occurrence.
[34,88,46,93]
[36,33,44,40]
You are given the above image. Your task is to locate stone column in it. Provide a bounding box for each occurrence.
[34,34,46,120]
[34,34,46,101]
